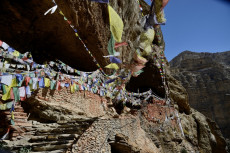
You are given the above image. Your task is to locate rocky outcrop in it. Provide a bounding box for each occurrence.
[170,51,230,140]
[0,1,228,153]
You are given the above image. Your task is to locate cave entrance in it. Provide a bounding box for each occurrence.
[109,143,135,153]
[125,62,166,98]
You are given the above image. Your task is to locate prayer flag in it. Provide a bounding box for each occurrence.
[110,57,121,64]
[8,47,15,52]
[45,78,50,87]
[44,5,58,15]
[108,5,124,42]
[105,63,119,70]
[90,0,109,3]
[1,42,9,50]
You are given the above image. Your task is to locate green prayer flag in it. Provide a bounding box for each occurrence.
[11,119,15,125]
[13,87,20,102]
[2,84,6,95]
[107,33,115,55]
[50,80,56,90]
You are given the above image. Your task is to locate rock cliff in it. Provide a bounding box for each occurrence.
[0,1,228,153]
[170,51,230,141]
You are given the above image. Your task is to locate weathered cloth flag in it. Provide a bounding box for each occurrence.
[90,0,109,3]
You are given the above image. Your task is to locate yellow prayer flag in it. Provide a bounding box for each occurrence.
[108,5,124,42]
[105,63,119,70]
[71,84,75,93]
[45,78,50,87]
[11,111,14,120]
[12,51,20,57]
[59,11,64,16]
[139,28,155,55]
[2,85,11,101]
[11,78,17,87]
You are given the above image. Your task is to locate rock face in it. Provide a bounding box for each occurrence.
[0,1,228,153]
[170,51,230,140]
[0,0,142,71]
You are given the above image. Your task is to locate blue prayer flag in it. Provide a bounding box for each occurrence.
[110,57,122,64]
[90,0,109,3]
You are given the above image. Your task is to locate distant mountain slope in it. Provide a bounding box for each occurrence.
[170,50,230,139]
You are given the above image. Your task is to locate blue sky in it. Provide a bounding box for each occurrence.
[145,0,230,61]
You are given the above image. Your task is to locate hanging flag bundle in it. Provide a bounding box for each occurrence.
[154,0,166,24]
[139,28,155,56]
[105,34,121,70]
[130,52,148,76]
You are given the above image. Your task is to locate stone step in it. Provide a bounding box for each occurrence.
[14,107,24,112]
[29,149,65,153]
[3,111,27,117]
[8,140,73,152]
[31,139,74,146]
[35,127,81,135]
[6,114,28,119]
[32,142,73,152]
[6,118,27,123]
[58,123,80,128]
[30,134,79,142]
[15,122,32,127]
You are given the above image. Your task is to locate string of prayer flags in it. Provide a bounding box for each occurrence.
[136,0,144,16]
[46,1,106,75]
[108,5,124,42]
[90,0,109,3]
[44,5,58,15]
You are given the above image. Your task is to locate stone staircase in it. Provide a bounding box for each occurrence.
[2,119,93,153]
[0,102,32,141]
[0,107,94,153]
